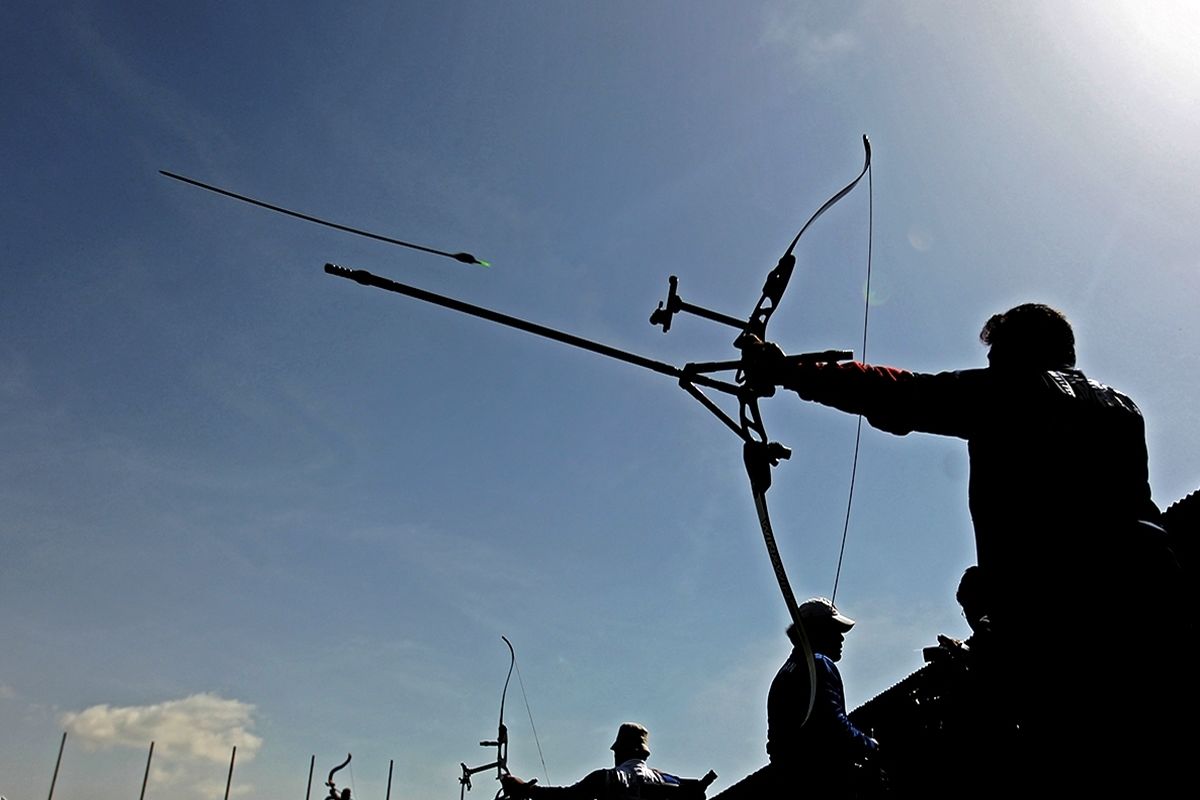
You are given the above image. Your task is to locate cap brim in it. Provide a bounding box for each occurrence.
[830,613,855,630]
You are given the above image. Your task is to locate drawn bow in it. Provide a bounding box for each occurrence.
[320,141,873,727]
[649,135,872,724]
[325,753,352,800]
[460,636,531,800]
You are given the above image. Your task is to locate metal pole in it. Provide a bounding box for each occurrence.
[305,755,315,800]
[223,746,237,800]
[139,741,155,800]
[385,759,393,800]
[46,731,66,800]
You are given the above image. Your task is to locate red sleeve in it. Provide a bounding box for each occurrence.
[785,362,985,439]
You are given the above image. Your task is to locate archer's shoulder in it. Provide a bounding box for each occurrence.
[1044,369,1144,414]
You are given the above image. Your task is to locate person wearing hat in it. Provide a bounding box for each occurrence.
[767,599,878,787]
[501,722,714,799]
[711,598,877,800]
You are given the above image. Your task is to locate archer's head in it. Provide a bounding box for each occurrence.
[789,597,855,662]
[981,303,1075,371]
[956,565,991,634]
[610,722,651,764]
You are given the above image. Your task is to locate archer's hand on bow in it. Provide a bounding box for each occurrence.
[740,336,848,399]
[501,775,536,799]
[738,335,791,394]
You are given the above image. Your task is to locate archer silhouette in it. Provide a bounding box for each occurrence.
[712,599,880,800]
[749,302,1189,791]
[502,723,715,799]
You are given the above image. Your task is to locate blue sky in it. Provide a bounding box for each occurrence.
[3,2,1198,798]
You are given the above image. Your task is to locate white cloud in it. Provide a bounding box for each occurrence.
[61,693,262,764]
[761,4,862,76]
[908,227,934,252]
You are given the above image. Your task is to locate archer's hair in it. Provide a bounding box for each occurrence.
[979,303,1075,369]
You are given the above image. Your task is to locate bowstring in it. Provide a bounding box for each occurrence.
[513,653,549,785]
[831,163,873,604]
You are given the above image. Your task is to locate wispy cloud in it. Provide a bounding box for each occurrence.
[0,682,16,700]
[61,693,261,763]
[761,3,862,76]
[63,7,231,158]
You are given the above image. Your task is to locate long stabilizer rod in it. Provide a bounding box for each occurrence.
[324,263,744,396]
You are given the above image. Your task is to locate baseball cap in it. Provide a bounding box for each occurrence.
[797,597,855,631]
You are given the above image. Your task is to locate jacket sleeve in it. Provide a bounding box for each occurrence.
[813,657,878,758]
[783,361,988,439]
[528,768,706,800]
[528,769,609,799]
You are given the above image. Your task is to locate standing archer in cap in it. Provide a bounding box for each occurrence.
[713,598,878,800]
[501,723,715,799]
[770,599,879,790]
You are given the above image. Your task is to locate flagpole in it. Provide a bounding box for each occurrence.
[138,741,155,800]
[46,731,66,800]
[223,746,237,800]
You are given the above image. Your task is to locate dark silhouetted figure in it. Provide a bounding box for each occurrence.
[748,303,1189,791]
[713,598,879,800]
[848,565,1019,797]
[502,722,714,799]
[925,565,996,664]
[926,566,1016,790]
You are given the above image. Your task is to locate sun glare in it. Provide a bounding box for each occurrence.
[1090,1,1200,111]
